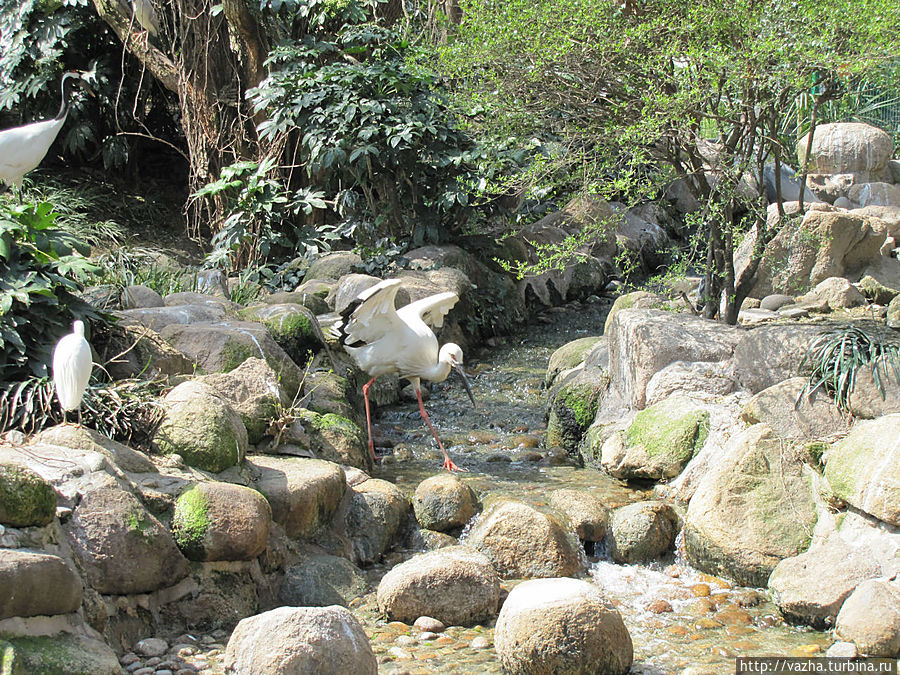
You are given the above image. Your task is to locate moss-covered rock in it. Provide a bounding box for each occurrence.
[684,424,818,587]
[172,482,271,562]
[240,303,324,366]
[172,486,211,559]
[300,370,358,423]
[546,367,610,455]
[0,463,55,527]
[544,336,604,388]
[601,396,709,481]
[603,291,666,335]
[200,358,288,445]
[824,414,900,526]
[0,634,119,675]
[858,275,899,306]
[888,294,900,329]
[292,409,369,470]
[154,380,249,473]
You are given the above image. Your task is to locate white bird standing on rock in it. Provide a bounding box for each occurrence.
[52,320,93,425]
[334,279,476,472]
[0,72,90,202]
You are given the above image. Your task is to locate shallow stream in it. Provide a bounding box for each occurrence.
[353,298,831,674]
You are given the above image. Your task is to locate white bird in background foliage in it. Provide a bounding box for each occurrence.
[132,0,160,46]
[52,320,93,425]
[334,279,476,472]
[0,72,91,202]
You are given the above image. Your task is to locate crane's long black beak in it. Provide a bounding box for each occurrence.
[452,362,476,408]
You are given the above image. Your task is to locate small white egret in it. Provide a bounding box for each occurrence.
[52,320,93,425]
[0,72,90,202]
[335,279,475,472]
[132,0,160,46]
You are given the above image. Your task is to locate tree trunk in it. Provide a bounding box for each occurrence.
[91,0,268,239]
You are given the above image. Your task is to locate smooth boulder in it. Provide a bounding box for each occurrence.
[224,605,377,675]
[412,474,480,532]
[464,499,582,578]
[494,578,633,675]
[377,546,500,626]
[607,501,679,563]
[0,549,82,620]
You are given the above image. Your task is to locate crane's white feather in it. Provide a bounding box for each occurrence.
[52,321,92,411]
[339,279,461,383]
[0,116,66,190]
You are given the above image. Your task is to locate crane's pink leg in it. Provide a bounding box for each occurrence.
[415,386,465,472]
[362,377,377,465]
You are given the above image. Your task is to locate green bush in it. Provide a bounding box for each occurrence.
[0,201,100,380]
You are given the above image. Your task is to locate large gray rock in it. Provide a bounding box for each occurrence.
[799,123,894,175]
[224,605,377,675]
[848,366,900,419]
[172,482,271,561]
[800,277,866,310]
[548,489,608,542]
[834,579,900,656]
[494,578,633,675]
[63,480,188,594]
[160,320,304,398]
[305,252,364,281]
[344,478,409,564]
[376,546,500,626]
[824,414,900,526]
[200,357,288,445]
[644,360,735,406]
[104,323,194,380]
[115,302,227,332]
[731,323,824,393]
[0,463,56,527]
[250,456,345,539]
[154,380,249,473]
[464,499,582,579]
[684,425,818,587]
[607,309,741,409]
[0,549,82,619]
[288,409,369,470]
[412,474,480,532]
[742,377,849,439]
[31,424,156,473]
[122,284,164,309]
[279,552,367,608]
[734,207,884,299]
[769,537,881,628]
[607,501,679,563]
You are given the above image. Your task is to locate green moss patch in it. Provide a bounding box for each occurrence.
[172,487,211,559]
[0,634,118,675]
[625,396,709,467]
[0,463,56,528]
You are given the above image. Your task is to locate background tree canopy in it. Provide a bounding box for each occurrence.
[2,0,899,323]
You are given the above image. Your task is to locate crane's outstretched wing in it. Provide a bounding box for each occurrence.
[334,279,403,347]
[398,291,459,329]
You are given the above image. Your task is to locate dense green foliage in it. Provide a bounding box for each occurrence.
[0,202,99,379]
[437,0,900,321]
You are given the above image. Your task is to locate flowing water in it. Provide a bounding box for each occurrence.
[352,298,831,674]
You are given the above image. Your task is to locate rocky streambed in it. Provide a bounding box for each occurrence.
[113,298,833,675]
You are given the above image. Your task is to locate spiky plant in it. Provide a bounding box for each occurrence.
[0,377,166,450]
[800,323,900,411]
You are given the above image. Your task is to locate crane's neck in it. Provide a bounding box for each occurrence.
[56,74,78,122]
[421,357,452,384]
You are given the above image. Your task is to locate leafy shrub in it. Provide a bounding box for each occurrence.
[248,23,483,247]
[800,323,900,411]
[0,201,100,380]
[193,158,334,271]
